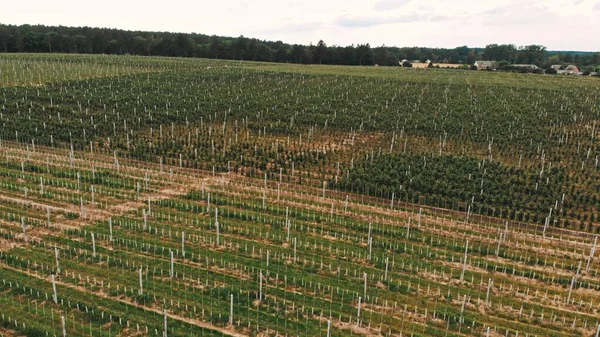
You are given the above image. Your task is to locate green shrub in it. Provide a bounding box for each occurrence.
[22,327,46,337]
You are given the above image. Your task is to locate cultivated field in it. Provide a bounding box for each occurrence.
[0,53,599,337]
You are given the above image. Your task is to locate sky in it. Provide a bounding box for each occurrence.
[1,0,599,51]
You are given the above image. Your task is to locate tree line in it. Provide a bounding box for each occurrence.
[0,24,598,68]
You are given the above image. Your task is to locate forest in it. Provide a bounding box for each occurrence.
[1,23,599,69]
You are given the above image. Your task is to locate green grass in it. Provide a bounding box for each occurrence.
[0,54,167,86]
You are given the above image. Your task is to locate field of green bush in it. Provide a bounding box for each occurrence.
[0,54,599,336]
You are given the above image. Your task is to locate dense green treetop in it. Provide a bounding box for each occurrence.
[0,23,598,68]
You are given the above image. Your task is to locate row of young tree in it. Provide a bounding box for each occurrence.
[1,24,599,68]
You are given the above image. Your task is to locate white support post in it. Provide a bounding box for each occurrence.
[496,232,503,257]
[139,268,143,295]
[61,314,67,337]
[109,218,113,243]
[587,237,597,273]
[543,208,552,237]
[345,195,349,213]
[293,237,297,262]
[363,272,367,299]
[259,271,263,301]
[384,257,389,281]
[143,209,147,231]
[368,237,372,261]
[55,247,60,274]
[367,222,372,260]
[461,240,469,281]
[170,251,174,278]
[215,208,220,246]
[229,294,234,325]
[91,233,96,258]
[567,261,582,303]
[181,231,185,258]
[485,278,493,307]
[163,310,168,337]
[52,275,58,303]
[286,207,290,242]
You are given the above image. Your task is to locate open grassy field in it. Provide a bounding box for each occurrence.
[0,53,599,336]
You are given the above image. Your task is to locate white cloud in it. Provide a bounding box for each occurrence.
[374,0,412,11]
[336,13,449,28]
[481,2,558,25]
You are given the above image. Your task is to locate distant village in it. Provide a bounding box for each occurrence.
[398,59,599,77]
[472,61,596,76]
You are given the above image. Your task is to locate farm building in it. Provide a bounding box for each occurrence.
[557,65,580,75]
[474,61,498,70]
[400,59,429,67]
[511,64,540,70]
[565,65,579,72]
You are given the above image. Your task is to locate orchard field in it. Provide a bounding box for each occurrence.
[0,53,599,337]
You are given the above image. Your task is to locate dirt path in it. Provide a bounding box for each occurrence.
[0,327,16,337]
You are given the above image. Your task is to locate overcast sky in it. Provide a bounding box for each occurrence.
[2,0,599,51]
